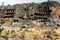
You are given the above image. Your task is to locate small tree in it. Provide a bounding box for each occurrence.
[0,27,4,37]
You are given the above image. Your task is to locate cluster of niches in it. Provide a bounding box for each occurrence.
[12,18,19,23]
[6,9,14,12]
[3,9,15,18]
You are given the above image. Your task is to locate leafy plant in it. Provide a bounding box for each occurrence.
[0,27,4,33]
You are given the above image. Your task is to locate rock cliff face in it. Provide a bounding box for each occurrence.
[0,1,60,26]
[52,6,60,18]
[38,1,60,26]
[39,1,60,18]
[2,1,60,19]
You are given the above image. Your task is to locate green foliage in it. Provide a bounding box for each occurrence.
[0,27,4,33]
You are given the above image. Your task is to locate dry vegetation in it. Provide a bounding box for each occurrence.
[0,26,60,40]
